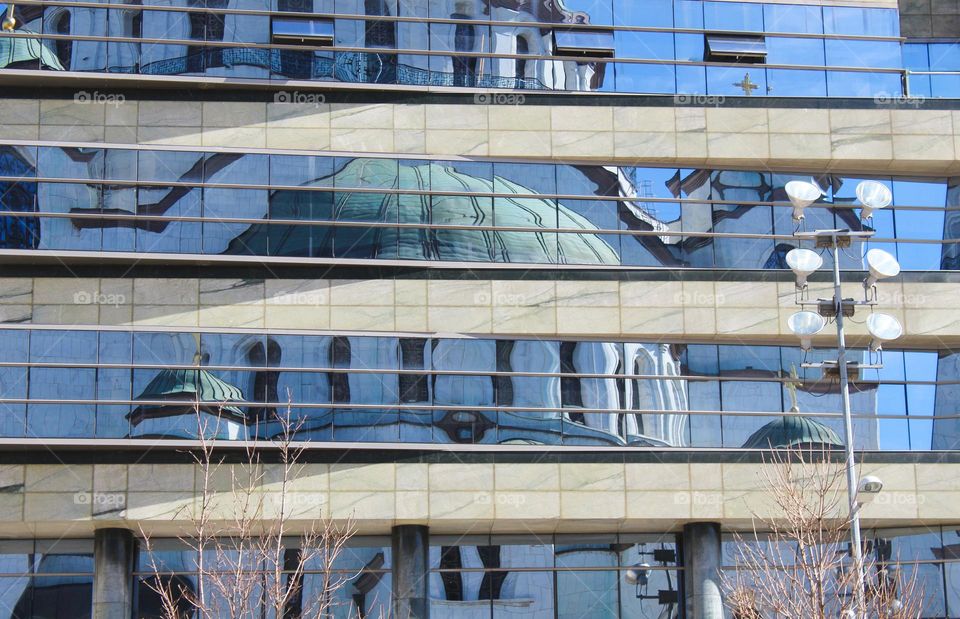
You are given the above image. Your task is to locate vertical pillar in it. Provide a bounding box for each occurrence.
[392,525,429,619]
[93,528,135,619]
[683,522,724,619]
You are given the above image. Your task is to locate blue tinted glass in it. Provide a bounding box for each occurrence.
[615,31,674,60]
[823,7,899,36]
[904,43,930,70]
[616,62,676,94]
[703,1,762,32]
[674,32,704,61]
[763,4,823,34]
[893,181,946,270]
[674,0,703,28]
[824,40,901,69]
[929,43,960,70]
[826,71,901,97]
[614,0,671,27]
[767,68,826,96]
[766,37,825,66]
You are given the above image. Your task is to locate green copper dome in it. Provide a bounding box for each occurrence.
[0,30,65,70]
[228,159,620,264]
[128,368,246,424]
[742,415,844,450]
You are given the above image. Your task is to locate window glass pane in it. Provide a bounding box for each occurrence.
[614,0,671,27]
[763,4,823,34]
[823,7,899,36]
[703,1,763,32]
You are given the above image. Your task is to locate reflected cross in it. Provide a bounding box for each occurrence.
[733,72,759,96]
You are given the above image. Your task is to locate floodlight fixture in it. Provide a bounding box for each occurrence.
[624,563,650,586]
[866,313,903,352]
[864,248,901,288]
[788,311,827,351]
[856,475,883,503]
[785,180,822,221]
[785,248,823,288]
[856,180,892,220]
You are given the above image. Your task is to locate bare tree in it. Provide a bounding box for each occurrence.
[139,403,379,619]
[723,447,924,619]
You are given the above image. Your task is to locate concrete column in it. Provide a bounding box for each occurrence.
[683,522,724,619]
[93,528,135,619]
[391,525,429,619]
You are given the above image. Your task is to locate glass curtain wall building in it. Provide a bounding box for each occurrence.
[2,0,960,617]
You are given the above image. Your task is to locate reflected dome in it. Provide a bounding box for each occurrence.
[741,415,843,450]
[0,29,65,69]
[228,159,620,264]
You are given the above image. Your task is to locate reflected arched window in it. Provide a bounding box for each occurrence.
[560,341,584,423]
[452,8,477,87]
[248,339,281,423]
[364,0,397,83]
[515,36,529,87]
[187,0,226,72]
[54,11,72,68]
[399,338,428,403]
[330,336,351,403]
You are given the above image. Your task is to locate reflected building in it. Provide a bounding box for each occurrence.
[2,0,959,617]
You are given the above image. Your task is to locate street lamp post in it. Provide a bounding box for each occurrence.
[784,180,903,617]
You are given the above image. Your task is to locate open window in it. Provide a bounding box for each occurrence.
[704,33,767,64]
[553,29,615,58]
[271,17,334,46]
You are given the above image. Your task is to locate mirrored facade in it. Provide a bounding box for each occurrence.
[0,328,952,450]
[1,145,957,270]
[0,0,907,96]
[11,529,960,619]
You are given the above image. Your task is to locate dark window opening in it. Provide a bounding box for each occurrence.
[452,12,477,87]
[553,29,614,58]
[399,338,428,403]
[560,342,584,423]
[495,340,514,406]
[330,336,351,403]
[477,545,506,600]
[704,34,767,64]
[515,36,529,86]
[248,339,281,424]
[54,12,72,68]
[439,546,464,601]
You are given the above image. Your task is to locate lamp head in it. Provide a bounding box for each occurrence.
[866,313,903,352]
[857,475,884,503]
[624,563,650,586]
[856,180,892,220]
[788,311,826,351]
[785,248,823,288]
[1,15,15,31]
[864,248,901,288]
[785,180,822,221]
